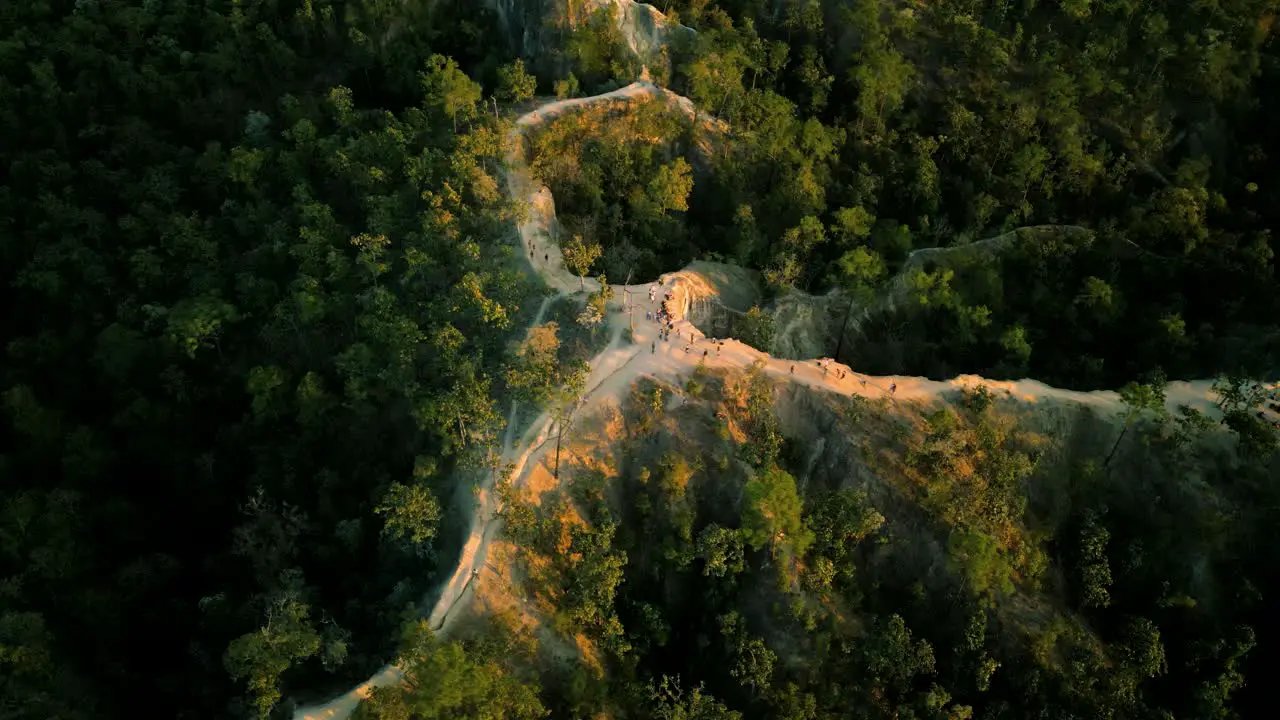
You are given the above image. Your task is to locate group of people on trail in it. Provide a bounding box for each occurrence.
[816,357,851,381]
[788,358,895,395]
[526,239,549,264]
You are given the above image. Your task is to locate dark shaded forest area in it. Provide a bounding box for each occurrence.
[0,1,533,717]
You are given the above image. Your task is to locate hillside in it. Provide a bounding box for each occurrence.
[298,57,1279,720]
[2,2,1278,720]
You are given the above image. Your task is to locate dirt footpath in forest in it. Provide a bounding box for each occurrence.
[291,77,1248,720]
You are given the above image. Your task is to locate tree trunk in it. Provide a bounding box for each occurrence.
[1103,425,1128,470]
[834,298,856,360]
[553,426,563,478]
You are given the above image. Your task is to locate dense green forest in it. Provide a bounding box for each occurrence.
[0,1,534,717]
[534,0,1280,387]
[3,1,1279,720]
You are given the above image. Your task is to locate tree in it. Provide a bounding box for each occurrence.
[806,489,885,583]
[562,234,603,290]
[224,596,321,720]
[1105,374,1168,469]
[363,621,545,720]
[496,59,537,103]
[860,614,936,698]
[833,205,875,244]
[741,465,812,558]
[1076,510,1112,609]
[647,158,694,214]
[649,676,742,720]
[999,324,1032,371]
[421,54,482,131]
[554,73,580,99]
[736,306,775,353]
[949,529,1015,601]
[552,361,590,479]
[696,524,746,578]
[167,295,239,358]
[505,322,563,406]
[375,481,442,555]
[832,246,886,358]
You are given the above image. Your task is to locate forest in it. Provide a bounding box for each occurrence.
[467,365,1280,720]
[534,0,1280,388]
[1,1,1277,720]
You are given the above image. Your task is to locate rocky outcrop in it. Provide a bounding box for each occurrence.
[483,0,694,77]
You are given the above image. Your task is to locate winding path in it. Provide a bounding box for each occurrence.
[293,69,1244,720]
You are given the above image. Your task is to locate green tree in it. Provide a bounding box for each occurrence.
[375,481,442,555]
[696,524,746,578]
[224,596,321,720]
[860,614,936,699]
[720,612,777,697]
[496,59,538,103]
[562,234,603,291]
[554,73,581,99]
[649,676,742,720]
[1076,510,1112,609]
[421,54,482,131]
[1105,374,1168,469]
[736,306,776,353]
[363,621,544,720]
[647,158,695,214]
[832,245,887,358]
[741,465,812,558]
[999,324,1032,372]
[806,489,885,583]
[505,322,564,406]
[552,361,590,479]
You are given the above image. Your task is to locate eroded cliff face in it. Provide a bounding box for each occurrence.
[484,0,551,59]
[483,0,693,74]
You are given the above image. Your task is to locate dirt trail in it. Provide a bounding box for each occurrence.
[292,65,1259,720]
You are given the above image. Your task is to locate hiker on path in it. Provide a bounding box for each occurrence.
[890,382,897,394]
[651,342,656,354]
[790,364,796,375]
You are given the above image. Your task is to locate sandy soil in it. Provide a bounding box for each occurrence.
[292,45,1273,720]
